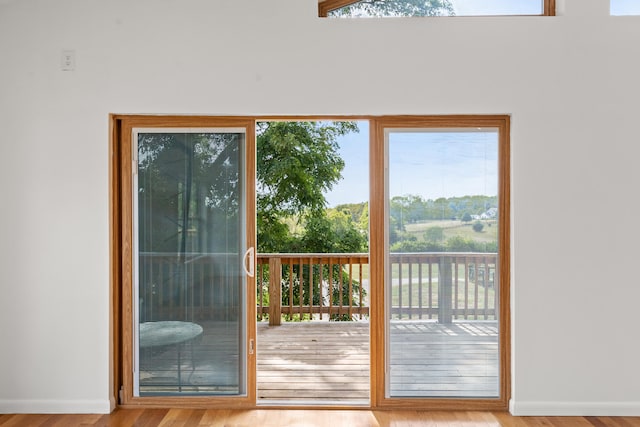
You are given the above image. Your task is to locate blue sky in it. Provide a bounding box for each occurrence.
[324,121,369,206]
[324,122,499,207]
[388,130,498,201]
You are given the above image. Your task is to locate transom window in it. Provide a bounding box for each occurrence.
[319,0,556,17]
[611,0,640,15]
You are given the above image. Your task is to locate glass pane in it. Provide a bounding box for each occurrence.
[450,0,543,16]
[611,0,640,15]
[386,129,499,398]
[328,0,543,17]
[134,130,246,396]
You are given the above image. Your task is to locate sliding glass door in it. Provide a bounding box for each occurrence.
[132,128,252,396]
[116,117,256,406]
[370,117,509,409]
[113,115,507,409]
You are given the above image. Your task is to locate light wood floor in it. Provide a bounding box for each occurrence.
[2,410,640,427]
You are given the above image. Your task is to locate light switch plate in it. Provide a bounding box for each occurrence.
[61,49,75,71]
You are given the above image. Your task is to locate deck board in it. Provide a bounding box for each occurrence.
[257,321,370,402]
[256,320,498,402]
[387,321,499,398]
[138,320,498,402]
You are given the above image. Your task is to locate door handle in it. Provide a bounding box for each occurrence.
[242,247,255,278]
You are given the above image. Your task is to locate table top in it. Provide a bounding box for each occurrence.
[139,321,203,348]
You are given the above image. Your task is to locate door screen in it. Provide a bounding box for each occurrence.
[132,128,249,396]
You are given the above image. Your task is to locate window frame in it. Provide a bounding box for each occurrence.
[319,0,556,18]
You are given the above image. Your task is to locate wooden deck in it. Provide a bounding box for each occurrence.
[138,320,498,403]
[386,321,499,399]
[257,321,370,403]
[257,320,498,403]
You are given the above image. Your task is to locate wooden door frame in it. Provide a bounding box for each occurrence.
[110,114,510,410]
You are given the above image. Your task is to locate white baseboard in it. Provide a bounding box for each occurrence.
[510,399,640,416]
[0,399,112,414]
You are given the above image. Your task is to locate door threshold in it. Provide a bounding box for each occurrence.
[257,399,370,409]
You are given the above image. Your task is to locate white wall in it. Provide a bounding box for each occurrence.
[0,0,638,415]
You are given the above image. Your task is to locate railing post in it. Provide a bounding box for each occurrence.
[438,256,453,324]
[269,257,282,326]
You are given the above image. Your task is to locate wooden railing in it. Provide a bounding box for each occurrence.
[138,252,242,322]
[138,252,497,325]
[256,253,369,325]
[388,253,498,322]
[257,252,498,325]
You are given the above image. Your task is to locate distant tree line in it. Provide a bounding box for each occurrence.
[389,194,497,229]
[332,194,498,254]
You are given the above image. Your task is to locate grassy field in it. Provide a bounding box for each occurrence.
[404,219,498,243]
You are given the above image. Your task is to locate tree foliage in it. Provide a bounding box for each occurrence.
[389,194,497,228]
[329,0,455,17]
[256,121,359,253]
[301,210,367,253]
[256,121,366,321]
[137,132,242,255]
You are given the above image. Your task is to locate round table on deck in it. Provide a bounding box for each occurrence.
[139,321,203,390]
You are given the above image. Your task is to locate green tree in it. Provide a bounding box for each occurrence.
[334,202,366,224]
[434,197,453,220]
[330,0,455,17]
[358,202,369,237]
[472,221,484,233]
[256,121,367,321]
[300,211,366,253]
[461,212,472,223]
[332,202,369,249]
[256,121,358,252]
